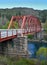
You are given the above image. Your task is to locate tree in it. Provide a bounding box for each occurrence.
[36,47,47,60]
[0,13,1,17]
[43,20,47,33]
[42,16,46,23]
[6,14,12,21]
[3,21,10,29]
[41,10,47,23]
[27,34,34,39]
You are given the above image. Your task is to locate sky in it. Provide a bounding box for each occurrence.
[0,0,47,10]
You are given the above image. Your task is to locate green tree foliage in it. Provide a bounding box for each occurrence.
[8,21,19,29]
[0,8,47,22]
[44,20,47,30]
[13,21,19,29]
[0,21,19,29]
[43,20,47,35]
[6,14,12,21]
[27,34,34,39]
[40,10,47,23]
[40,60,47,65]
[2,21,10,29]
[0,13,1,17]
[36,47,47,60]
[0,56,47,65]
[0,25,3,29]
[41,16,46,23]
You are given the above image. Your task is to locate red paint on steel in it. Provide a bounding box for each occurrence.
[0,15,42,42]
[21,16,27,29]
[8,15,41,30]
[0,35,17,42]
[0,31,1,38]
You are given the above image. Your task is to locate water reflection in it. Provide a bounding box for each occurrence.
[28,41,47,58]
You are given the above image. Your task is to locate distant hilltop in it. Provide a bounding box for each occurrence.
[0,7,47,23]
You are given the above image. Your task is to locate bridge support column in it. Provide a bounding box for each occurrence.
[0,36,28,58]
[19,36,27,53]
[2,36,28,58]
[13,36,28,58]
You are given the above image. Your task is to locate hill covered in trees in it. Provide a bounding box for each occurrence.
[0,7,47,29]
[0,7,47,23]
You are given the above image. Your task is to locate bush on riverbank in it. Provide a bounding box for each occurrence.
[0,55,47,65]
[27,34,34,39]
[36,47,47,60]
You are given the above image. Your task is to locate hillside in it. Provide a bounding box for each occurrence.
[0,7,47,22]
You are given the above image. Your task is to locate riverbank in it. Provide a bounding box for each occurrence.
[28,39,47,43]
[0,55,47,65]
[28,41,47,59]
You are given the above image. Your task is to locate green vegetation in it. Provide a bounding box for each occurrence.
[0,21,19,29]
[27,34,34,39]
[12,21,19,29]
[0,21,9,29]
[43,20,47,33]
[0,56,47,65]
[0,8,47,22]
[36,47,47,60]
[3,21,9,29]
[0,7,47,65]
[0,8,47,29]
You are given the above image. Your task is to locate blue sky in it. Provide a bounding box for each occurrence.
[0,0,47,10]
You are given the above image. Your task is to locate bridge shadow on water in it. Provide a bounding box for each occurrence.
[28,41,47,58]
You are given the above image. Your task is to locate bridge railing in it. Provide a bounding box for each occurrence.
[0,29,24,39]
[0,29,17,38]
[0,28,41,39]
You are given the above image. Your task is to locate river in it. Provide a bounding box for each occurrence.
[28,41,47,58]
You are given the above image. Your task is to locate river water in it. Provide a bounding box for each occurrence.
[28,41,47,58]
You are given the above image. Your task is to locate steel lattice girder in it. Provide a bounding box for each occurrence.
[8,15,41,32]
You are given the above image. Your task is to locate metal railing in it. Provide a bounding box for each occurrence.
[0,28,41,39]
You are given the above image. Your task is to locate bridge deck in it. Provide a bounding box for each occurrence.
[0,28,41,42]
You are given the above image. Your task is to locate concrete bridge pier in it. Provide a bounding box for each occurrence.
[0,36,29,58]
[13,36,28,58]
[0,36,28,58]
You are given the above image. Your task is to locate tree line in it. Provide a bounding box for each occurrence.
[0,8,47,22]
